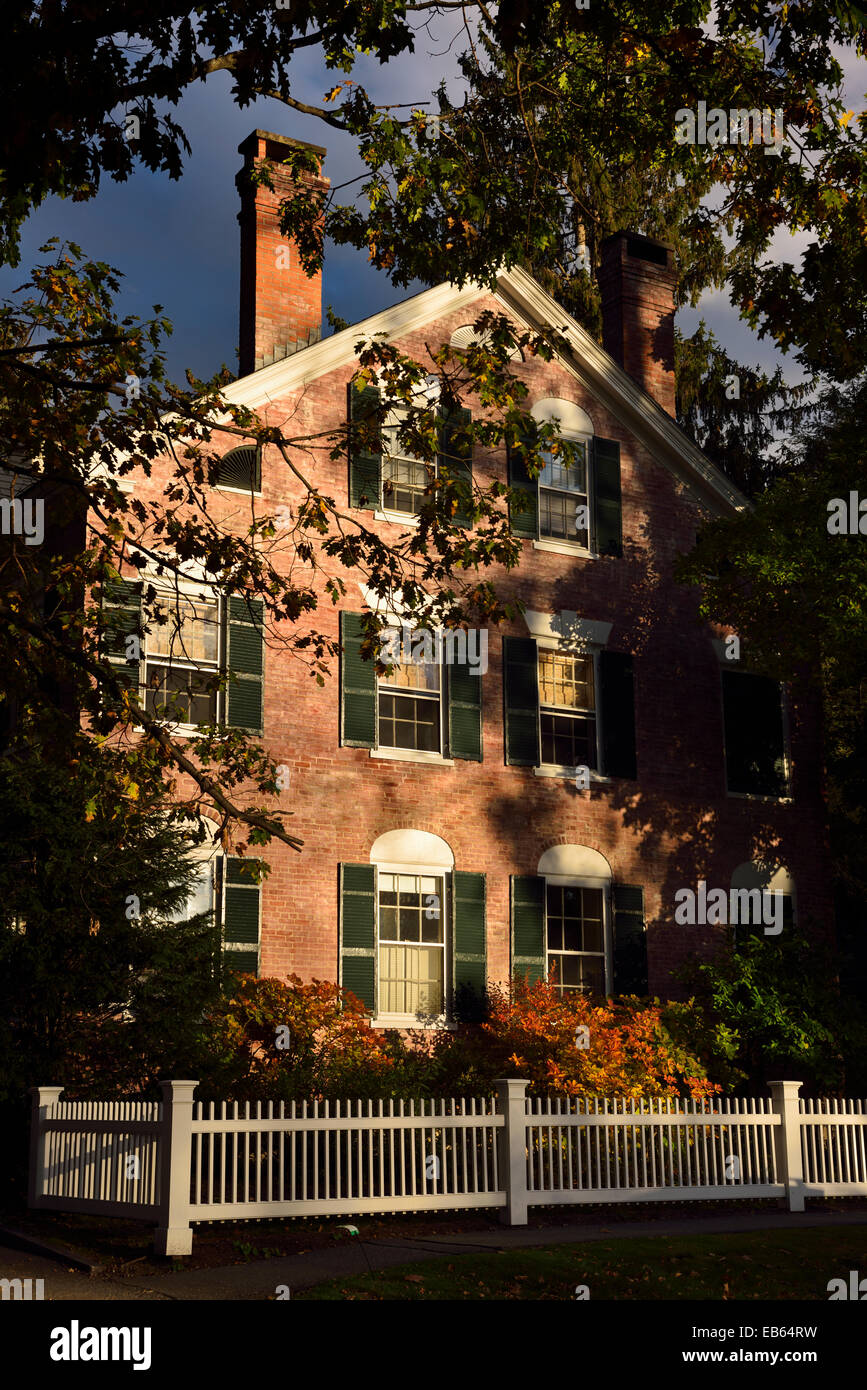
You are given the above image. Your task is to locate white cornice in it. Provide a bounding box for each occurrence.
[224,265,749,519]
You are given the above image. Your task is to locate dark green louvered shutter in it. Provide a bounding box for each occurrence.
[349,382,382,510]
[438,403,473,528]
[222,858,261,976]
[507,426,538,538]
[341,612,376,748]
[600,649,637,779]
[226,597,264,732]
[511,874,546,983]
[504,636,539,766]
[593,437,622,557]
[101,577,142,705]
[340,863,376,1011]
[453,871,486,1014]
[448,647,482,761]
[612,885,647,995]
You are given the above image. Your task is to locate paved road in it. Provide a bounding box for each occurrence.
[2,1208,866,1301]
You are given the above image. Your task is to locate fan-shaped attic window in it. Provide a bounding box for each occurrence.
[217,446,261,493]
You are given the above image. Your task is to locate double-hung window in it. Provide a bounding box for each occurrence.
[102,578,265,734]
[538,441,590,545]
[538,648,598,769]
[144,592,221,726]
[380,377,440,518]
[545,882,606,995]
[377,643,443,753]
[377,871,446,1017]
[381,421,435,517]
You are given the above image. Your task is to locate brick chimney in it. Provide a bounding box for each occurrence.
[598,232,676,417]
[236,130,329,375]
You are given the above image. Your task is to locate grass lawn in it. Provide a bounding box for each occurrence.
[294,1226,867,1300]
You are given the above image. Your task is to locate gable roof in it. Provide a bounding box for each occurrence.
[226,265,748,517]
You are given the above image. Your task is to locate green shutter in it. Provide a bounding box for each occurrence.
[226,596,264,733]
[453,871,486,1012]
[223,950,259,975]
[340,611,376,748]
[511,874,545,983]
[448,647,483,761]
[593,437,622,557]
[722,670,787,797]
[222,858,261,976]
[504,636,539,766]
[612,885,647,995]
[340,863,376,1012]
[600,649,637,779]
[349,382,382,510]
[507,425,538,538]
[101,577,142,705]
[438,404,473,527]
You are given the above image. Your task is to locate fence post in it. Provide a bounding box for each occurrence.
[495,1078,529,1226]
[154,1080,198,1256]
[768,1080,805,1212]
[28,1086,64,1209]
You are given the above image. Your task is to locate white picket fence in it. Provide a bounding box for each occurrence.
[28,1080,867,1254]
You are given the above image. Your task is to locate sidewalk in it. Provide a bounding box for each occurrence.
[2,1207,866,1301]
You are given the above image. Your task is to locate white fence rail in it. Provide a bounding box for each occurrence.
[28,1080,867,1254]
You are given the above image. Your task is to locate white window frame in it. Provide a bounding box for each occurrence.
[376,375,440,525]
[542,875,612,996]
[373,860,451,1028]
[536,433,593,551]
[132,573,225,736]
[535,636,605,779]
[528,400,596,558]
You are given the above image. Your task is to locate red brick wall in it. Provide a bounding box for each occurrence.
[127,292,833,1003]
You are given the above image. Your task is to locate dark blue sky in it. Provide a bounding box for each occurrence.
[1,30,863,392]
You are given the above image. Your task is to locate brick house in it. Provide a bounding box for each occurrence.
[103,129,832,1027]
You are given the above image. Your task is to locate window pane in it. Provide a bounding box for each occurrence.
[539,651,594,710]
[540,488,588,542]
[381,439,432,515]
[149,596,219,664]
[539,444,586,492]
[546,879,606,996]
[540,711,596,768]
[144,665,217,725]
[378,691,440,752]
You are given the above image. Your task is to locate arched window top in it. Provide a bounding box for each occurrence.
[449,323,523,361]
[216,445,260,493]
[530,398,594,437]
[370,829,454,869]
[537,844,612,881]
[731,861,795,895]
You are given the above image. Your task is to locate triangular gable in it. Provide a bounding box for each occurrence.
[226,267,748,517]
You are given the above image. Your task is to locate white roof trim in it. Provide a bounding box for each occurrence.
[223,266,748,518]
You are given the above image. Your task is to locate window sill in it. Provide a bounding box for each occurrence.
[370,748,455,767]
[533,539,594,558]
[534,764,610,783]
[215,486,263,499]
[374,508,420,527]
[726,789,793,805]
[373,1015,454,1031]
